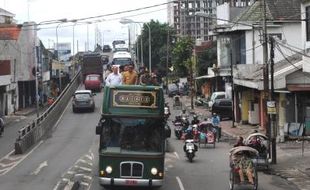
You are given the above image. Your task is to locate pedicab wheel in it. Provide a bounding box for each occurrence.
[229,169,234,190]
[213,141,216,148]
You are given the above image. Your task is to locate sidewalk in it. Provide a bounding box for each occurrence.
[180,96,310,190]
[2,105,48,127]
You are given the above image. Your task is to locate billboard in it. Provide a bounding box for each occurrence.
[56,43,71,62]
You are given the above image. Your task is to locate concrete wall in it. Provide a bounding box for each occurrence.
[241,90,251,123]
[301,1,310,50]
[286,70,310,84]
[245,23,302,65]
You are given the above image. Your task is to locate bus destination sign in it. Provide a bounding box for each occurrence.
[112,90,157,108]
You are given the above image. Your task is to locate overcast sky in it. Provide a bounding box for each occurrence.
[0,0,167,52]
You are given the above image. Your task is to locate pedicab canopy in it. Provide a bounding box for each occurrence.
[229,146,259,157]
[101,85,164,118]
[244,133,268,145]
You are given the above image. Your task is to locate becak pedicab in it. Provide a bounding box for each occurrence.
[197,121,216,148]
[229,146,259,190]
[173,95,182,110]
[244,132,269,169]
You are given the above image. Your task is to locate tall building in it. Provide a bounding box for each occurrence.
[167,0,255,41]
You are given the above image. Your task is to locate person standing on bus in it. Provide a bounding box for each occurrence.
[122,64,138,85]
[105,66,122,86]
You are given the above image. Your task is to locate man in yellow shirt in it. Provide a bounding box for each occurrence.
[122,64,138,85]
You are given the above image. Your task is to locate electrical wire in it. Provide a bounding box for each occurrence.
[275,42,310,80]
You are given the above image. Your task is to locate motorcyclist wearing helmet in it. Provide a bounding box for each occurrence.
[191,114,200,125]
[180,109,188,118]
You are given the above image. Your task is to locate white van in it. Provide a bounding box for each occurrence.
[208,91,226,108]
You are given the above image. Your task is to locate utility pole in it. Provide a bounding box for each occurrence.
[262,0,270,156]
[166,28,170,95]
[269,36,277,164]
[230,48,235,128]
[185,0,194,109]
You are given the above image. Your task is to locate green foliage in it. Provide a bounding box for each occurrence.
[196,41,217,77]
[171,37,194,77]
[135,20,175,77]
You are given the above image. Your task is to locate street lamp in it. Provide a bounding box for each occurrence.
[120,18,151,74]
[55,18,68,94]
[71,19,78,75]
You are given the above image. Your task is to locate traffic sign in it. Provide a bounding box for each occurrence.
[267,101,276,114]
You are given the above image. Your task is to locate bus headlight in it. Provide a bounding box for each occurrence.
[151,168,158,175]
[106,166,113,174]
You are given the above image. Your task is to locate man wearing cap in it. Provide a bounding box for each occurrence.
[122,64,138,85]
[105,66,123,86]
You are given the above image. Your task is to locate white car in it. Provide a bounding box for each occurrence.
[208,91,226,108]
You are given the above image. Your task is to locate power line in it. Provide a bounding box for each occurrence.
[275,43,310,80]
[22,2,171,27]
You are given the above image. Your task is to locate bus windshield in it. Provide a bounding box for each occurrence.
[113,58,132,66]
[100,117,163,154]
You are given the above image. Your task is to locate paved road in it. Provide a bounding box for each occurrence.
[0,92,299,190]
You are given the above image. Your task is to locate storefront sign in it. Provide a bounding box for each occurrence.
[267,101,276,114]
[112,90,157,108]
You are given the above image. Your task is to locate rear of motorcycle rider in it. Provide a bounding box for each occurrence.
[191,114,200,125]
[183,125,198,152]
[164,102,170,120]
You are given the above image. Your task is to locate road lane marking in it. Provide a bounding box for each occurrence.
[0,140,43,176]
[176,176,185,190]
[78,159,93,166]
[174,151,180,160]
[85,154,93,161]
[31,160,48,175]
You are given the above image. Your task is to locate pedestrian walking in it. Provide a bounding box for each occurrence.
[105,66,123,86]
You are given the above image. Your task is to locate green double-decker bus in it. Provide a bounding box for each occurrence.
[96,85,170,188]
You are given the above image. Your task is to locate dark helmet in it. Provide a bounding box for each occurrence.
[182,109,186,113]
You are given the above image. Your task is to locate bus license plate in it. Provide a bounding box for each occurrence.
[125,180,137,185]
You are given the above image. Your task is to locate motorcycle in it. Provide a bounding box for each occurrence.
[174,121,183,140]
[164,106,170,121]
[183,139,198,162]
[173,116,183,139]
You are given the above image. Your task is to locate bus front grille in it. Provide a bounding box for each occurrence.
[120,162,143,178]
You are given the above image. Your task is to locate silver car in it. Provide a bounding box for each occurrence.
[72,90,95,113]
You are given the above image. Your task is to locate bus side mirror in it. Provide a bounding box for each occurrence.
[165,124,171,138]
[96,124,102,135]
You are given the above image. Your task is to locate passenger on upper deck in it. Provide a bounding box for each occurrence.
[105,66,122,86]
[122,64,138,85]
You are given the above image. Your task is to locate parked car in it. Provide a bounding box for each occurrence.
[208,91,226,108]
[72,90,95,113]
[168,84,180,97]
[84,74,102,92]
[211,99,232,120]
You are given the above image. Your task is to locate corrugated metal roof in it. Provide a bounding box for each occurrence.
[234,0,301,23]
[0,8,15,17]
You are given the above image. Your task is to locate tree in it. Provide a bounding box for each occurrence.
[171,37,194,77]
[135,20,174,77]
[196,41,217,77]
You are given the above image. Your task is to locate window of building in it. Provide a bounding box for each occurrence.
[306,6,310,41]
